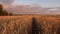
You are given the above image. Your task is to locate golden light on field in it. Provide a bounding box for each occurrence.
[0,15,60,34]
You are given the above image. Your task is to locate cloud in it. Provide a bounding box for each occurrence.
[0,0,14,4]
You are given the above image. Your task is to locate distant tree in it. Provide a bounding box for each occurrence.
[0,4,2,11]
[0,4,8,16]
[0,4,13,16]
[9,12,13,16]
[0,4,3,15]
[2,10,8,16]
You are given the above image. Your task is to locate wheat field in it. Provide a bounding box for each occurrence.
[0,15,60,34]
[0,16,33,34]
[34,15,60,34]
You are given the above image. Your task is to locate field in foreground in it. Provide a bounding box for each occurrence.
[0,15,60,34]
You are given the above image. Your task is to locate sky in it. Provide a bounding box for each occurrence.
[1,0,60,7]
[13,0,60,7]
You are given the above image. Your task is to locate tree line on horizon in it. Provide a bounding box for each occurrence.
[0,4,13,16]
